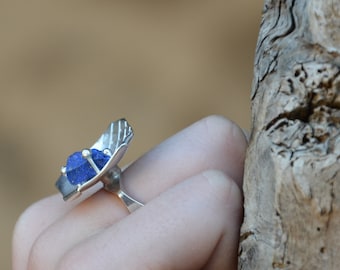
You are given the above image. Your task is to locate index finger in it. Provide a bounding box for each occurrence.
[123,115,247,202]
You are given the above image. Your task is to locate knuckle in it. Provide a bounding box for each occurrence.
[202,115,234,135]
[203,169,242,210]
[56,246,87,270]
[13,198,54,270]
[13,200,45,251]
[27,237,46,270]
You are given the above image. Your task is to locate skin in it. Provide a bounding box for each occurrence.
[12,115,247,270]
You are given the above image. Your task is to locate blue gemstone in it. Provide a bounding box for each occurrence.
[66,149,110,185]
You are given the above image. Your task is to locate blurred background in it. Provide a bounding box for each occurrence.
[1,1,262,269]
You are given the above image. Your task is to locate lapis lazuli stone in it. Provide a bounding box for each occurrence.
[66,149,110,185]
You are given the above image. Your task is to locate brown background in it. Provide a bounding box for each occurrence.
[1,1,262,269]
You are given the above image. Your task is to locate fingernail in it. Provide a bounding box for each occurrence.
[241,128,250,142]
[203,170,229,189]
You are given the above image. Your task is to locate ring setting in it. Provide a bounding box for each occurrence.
[55,119,143,212]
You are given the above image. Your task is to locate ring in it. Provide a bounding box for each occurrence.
[55,119,144,212]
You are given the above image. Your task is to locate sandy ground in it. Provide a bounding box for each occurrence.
[1,1,262,268]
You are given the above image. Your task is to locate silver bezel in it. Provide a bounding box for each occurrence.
[55,119,133,201]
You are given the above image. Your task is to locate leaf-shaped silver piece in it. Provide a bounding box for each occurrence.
[55,119,134,201]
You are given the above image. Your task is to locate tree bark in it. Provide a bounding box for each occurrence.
[239,1,340,269]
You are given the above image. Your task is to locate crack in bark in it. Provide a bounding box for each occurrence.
[240,231,255,242]
[270,0,296,43]
[240,0,340,268]
[252,0,297,100]
[265,62,340,136]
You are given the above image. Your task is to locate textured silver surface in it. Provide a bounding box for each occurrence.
[55,119,142,211]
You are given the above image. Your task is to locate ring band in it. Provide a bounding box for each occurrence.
[55,119,144,212]
[101,166,144,212]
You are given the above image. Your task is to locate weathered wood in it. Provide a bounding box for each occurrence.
[239,1,340,269]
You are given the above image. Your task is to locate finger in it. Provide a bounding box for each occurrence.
[123,115,247,202]
[12,184,104,270]
[57,170,242,270]
[12,194,78,270]
[13,115,247,269]
[25,190,128,270]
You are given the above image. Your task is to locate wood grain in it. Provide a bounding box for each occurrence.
[239,0,340,269]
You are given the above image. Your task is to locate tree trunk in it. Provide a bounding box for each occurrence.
[239,1,340,269]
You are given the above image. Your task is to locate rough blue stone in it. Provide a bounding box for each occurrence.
[66,149,110,185]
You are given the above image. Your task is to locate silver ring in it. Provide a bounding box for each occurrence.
[55,119,144,212]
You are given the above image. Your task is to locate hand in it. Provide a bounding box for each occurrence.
[12,115,247,270]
